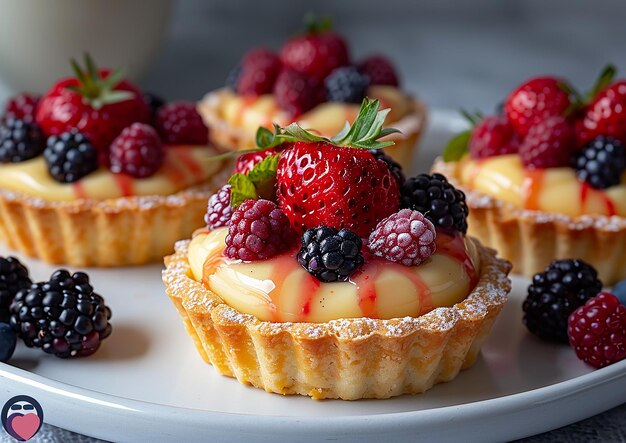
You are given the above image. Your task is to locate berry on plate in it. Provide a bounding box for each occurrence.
[224,199,295,261]
[469,115,520,159]
[568,292,626,368]
[0,323,16,363]
[504,76,573,136]
[280,16,349,81]
[36,54,150,151]
[273,69,324,117]
[109,123,164,178]
[0,118,46,163]
[325,66,370,104]
[368,209,436,266]
[156,101,209,145]
[2,93,40,123]
[574,135,626,189]
[0,256,31,323]
[44,131,99,183]
[519,116,576,169]
[236,48,282,96]
[523,259,602,343]
[358,55,399,87]
[297,226,364,282]
[400,173,469,233]
[9,269,112,358]
[205,184,233,229]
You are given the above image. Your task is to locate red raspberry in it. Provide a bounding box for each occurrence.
[156,102,208,145]
[357,55,399,87]
[109,123,164,178]
[236,48,282,96]
[273,69,324,117]
[505,77,572,136]
[519,116,576,169]
[280,30,349,82]
[225,199,295,261]
[205,184,233,229]
[469,115,520,159]
[568,292,626,369]
[234,148,277,174]
[368,209,436,266]
[3,93,40,123]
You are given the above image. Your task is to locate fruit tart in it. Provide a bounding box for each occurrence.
[433,66,626,284]
[163,99,511,400]
[198,16,426,170]
[0,55,227,267]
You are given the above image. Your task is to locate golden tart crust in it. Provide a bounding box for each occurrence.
[198,88,427,170]
[433,157,626,284]
[163,237,511,400]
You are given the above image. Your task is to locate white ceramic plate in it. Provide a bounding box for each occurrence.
[0,110,625,443]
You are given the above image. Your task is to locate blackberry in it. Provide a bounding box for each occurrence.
[574,136,626,189]
[523,259,602,343]
[297,226,364,283]
[143,92,165,119]
[400,173,469,233]
[0,118,45,163]
[369,149,405,185]
[226,64,242,91]
[325,66,370,104]
[9,270,112,358]
[44,131,98,183]
[0,257,31,323]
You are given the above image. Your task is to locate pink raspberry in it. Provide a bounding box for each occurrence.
[225,199,295,261]
[156,102,208,145]
[568,292,626,369]
[109,123,164,178]
[368,209,437,266]
[205,184,233,229]
[519,116,576,169]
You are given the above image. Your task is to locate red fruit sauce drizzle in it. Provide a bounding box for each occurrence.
[580,182,616,216]
[523,169,544,210]
[72,182,87,199]
[176,149,205,182]
[113,173,134,196]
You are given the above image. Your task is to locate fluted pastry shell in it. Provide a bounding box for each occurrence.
[432,157,626,285]
[0,171,229,267]
[197,88,427,170]
[163,238,511,400]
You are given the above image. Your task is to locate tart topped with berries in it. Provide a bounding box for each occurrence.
[433,66,626,284]
[0,55,228,266]
[163,99,511,400]
[198,16,426,170]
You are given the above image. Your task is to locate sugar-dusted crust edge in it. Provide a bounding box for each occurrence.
[162,238,511,400]
[197,88,428,170]
[432,157,626,284]
[0,168,230,267]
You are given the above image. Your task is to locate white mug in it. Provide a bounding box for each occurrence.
[0,0,174,94]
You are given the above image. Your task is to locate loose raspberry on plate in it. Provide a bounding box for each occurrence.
[523,259,602,343]
[236,48,282,96]
[519,116,576,169]
[205,184,233,229]
[44,131,99,183]
[156,102,209,145]
[574,135,626,189]
[0,118,46,163]
[224,199,295,261]
[3,93,40,123]
[505,76,573,136]
[109,123,164,178]
[368,209,436,266]
[358,55,399,87]
[568,292,626,368]
[273,69,324,117]
[297,226,364,282]
[469,115,520,159]
[325,66,370,104]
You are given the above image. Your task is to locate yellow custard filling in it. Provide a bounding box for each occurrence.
[0,146,225,202]
[187,227,481,323]
[219,85,413,136]
[458,154,626,217]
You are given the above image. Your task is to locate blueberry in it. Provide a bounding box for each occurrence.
[0,323,17,362]
[611,279,626,306]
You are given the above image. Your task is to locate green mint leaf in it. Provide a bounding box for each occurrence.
[227,173,257,208]
[255,126,276,148]
[442,130,471,162]
[247,154,279,186]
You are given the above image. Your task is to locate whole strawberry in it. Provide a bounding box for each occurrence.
[577,80,626,146]
[505,77,573,136]
[280,16,349,82]
[236,48,282,96]
[469,115,520,159]
[519,116,576,169]
[36,54,150,152]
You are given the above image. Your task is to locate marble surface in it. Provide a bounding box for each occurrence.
[0,0,625,441]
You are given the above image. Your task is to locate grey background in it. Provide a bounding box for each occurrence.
[1,0,626,441]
